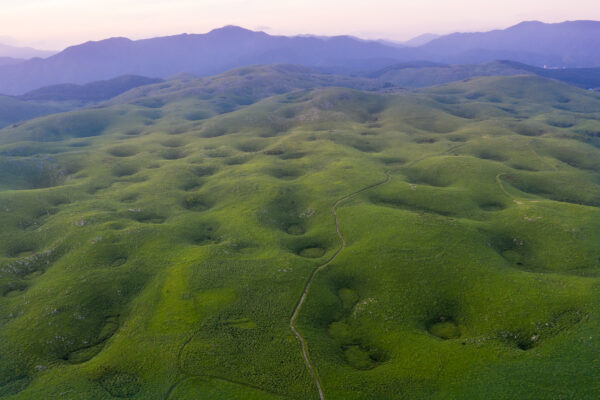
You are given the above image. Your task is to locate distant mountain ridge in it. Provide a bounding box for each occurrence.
[0,96,71,129]
[402,33,441,47]
[20,75,163,102]
[421,20,600,66]
[369,60,600,89]
[0,21,599,95]
[0,57,23,66]
[0,26,420,94]
[0,42,56,59]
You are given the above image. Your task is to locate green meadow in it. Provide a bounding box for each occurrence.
[0,66,599,399]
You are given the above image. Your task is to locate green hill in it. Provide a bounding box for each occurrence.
[108,64,386,113]
[370,60,600,89]
[20,75,164,103]
[0,70,599,399]
[369,61,526,88]
[0,96,72,129]
[497,60,600,89]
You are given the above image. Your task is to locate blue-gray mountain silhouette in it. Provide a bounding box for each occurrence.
[0,21,599,95]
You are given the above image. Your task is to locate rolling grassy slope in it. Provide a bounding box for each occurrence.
[0,70,599,399]
[0,96,73,129]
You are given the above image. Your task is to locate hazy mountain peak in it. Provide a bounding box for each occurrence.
[208,25,257,36]
[511,20,545,27]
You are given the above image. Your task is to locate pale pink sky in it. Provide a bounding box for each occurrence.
[2,0,599,50]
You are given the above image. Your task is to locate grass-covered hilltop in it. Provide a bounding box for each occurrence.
[0,65,599,399]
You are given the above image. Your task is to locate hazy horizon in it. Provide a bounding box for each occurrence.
[1,0,599,51]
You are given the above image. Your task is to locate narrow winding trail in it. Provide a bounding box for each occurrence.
[496,172,544,206]
[165,170,391,400]
[495,173,524,205]
[165,145,471,399]
[289,170,392,400]
[496,140,556,205]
